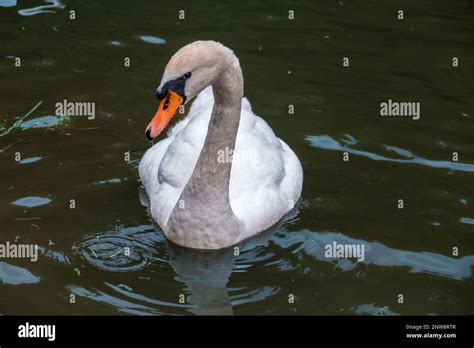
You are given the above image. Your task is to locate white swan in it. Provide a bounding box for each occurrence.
[139,41,303,249]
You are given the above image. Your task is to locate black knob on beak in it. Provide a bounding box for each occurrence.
[156,87,167,100]
[145,127,153,141]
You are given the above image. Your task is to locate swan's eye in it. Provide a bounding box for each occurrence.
[183,72,191,79]
[163,95,170,109]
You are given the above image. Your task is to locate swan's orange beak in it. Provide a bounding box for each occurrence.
[146,90,183,140]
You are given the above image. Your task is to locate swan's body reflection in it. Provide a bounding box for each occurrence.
[141,186,289,315]
[166,220,290,315]
[166,241,235,315]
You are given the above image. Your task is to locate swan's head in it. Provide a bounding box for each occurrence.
[145,40,238,140]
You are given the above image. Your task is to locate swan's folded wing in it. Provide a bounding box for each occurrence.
[230,112,303,239]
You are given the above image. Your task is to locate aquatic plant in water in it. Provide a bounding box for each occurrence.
[0,101,43,136]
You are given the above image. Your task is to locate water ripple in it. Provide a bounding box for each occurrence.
[306,134,474,172]
[0,0,16,7]
[67,285,164,315]
[20,115,61,129]
[276,229,474,280]
[139,35,166,44]
[19,156,42,164]
[18,0,64,16]
[74,224,162,272]
[11,196,52,208]
[0,262,39,285]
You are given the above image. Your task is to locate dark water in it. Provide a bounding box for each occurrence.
[1,0,473,315]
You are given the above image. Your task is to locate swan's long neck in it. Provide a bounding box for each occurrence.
[199,62,243,195]
[166,59,244,249]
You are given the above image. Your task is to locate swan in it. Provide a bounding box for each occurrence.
[139,41,303,250]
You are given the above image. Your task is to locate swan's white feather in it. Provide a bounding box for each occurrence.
[139,86,303,242]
